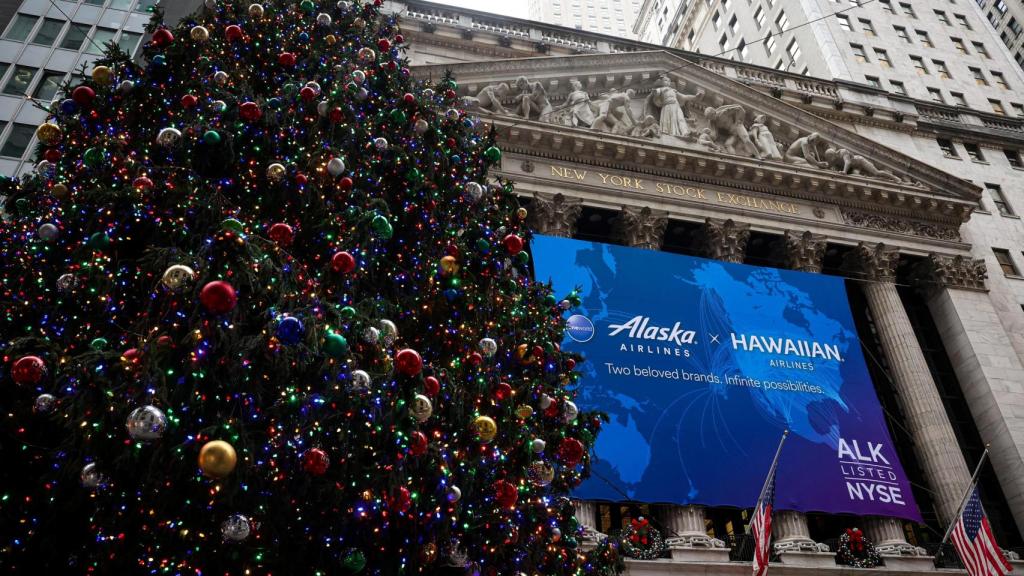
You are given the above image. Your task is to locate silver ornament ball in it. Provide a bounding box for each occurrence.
[37,223,59,241]
[126,405,168,441]
[161,264,196,291]
[447,485,462,503]
[327,157,346,177]
[362,326,380,344]
[34,393,57,414]
[464,182,483,203]
[478,337,497,357]
[410,394,433,422]
[351,369,371,390]
[531,438,546,453]
[378,319,397,345]
[221,513,251,542]
[156,127,182,147]
[80,462,106,488]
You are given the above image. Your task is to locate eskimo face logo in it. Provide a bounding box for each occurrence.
[565,314,595,343]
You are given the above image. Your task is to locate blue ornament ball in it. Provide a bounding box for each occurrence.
[276,315,305,345]
[60,99,78,114]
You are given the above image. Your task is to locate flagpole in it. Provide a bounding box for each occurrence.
[938,445,990,548]
[757,430,789,503]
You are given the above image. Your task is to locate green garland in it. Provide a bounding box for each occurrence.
[618,517,665,560]
[835,528,883,568]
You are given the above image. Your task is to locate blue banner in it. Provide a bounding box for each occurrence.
[533,235,921,520]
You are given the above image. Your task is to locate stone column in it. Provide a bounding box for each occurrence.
[917,254,1024,537]
[702,218,750,263]
[528,192,582,238]
[616,206,667,250]
[844,243,972,535]
[862,517,924,556]
[662,505,727,562]
[572,500,605,550]
[783,230,827,274]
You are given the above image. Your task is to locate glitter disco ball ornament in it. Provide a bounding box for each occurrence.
[126,405,168,441]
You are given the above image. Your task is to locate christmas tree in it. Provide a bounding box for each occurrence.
[0,1,619,573]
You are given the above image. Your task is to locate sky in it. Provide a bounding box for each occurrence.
[428,0,530,18]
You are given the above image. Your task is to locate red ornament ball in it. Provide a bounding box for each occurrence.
[11,355,46,385]
[338,176,353,191]
[467,352,483,367]
[302,448,330,476]
[151,28,174,46]
[43,148,61,163]
[278,52,296,66]
[503,234,524,255]
[395,349,423,376]
[566,358,576,370]
[300,86,316,101]
[390,486,411,513]
[377,38,391,51]
[329,106,344,123]
[402,92,415,104]
[493,479,518,508]
[295,173,308,185]
[409,431,428,456]
[268,222,294,246]
[225,24,243,41]
[121,348,142,369]
[181,94,198,108]
[331,251,356,273]
[71,85,95,106]
[423,375,440,396]
[558,437,585,467]
[394,34,404,44]
[132,176,153,190]
[200,281,237,314]
[494,381,513,401]
[239,101,262,122]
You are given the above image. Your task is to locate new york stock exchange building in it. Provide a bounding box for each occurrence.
[385,1,1024,573]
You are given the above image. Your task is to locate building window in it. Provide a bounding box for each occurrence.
[874,48,892,67]
[893,25,910,43]
[712,11,721,29]
[729,14,739,34]
[755,6,766,28]
[0,123,35,159]
[1010,17,1024,35]
[3,14,38,41]
[951,91,967,106]
[993,249,1018,275]
[964,142,985,161]
[719,33,729,52]
[890,79,907,94]
[1012,103,1024,116]
[992,71,1010,89]
[937,138,958,157]
[109,0,132,9]
[765,34,776,55]
[30,18,64,46]
[117,31,141,55]
[787,38,801,61]
[951,37,967,54]
[852,43,869,63]
[838,14,851,31]
[1004,149,1023,168]
[737,38,749,60]
[2,66,36,96]
[990,99,1006,115]
[860,18,876,35]
[83,0,105,5]
[59,23,88,50]
[927,87,945,103]
[911,55,929,75]
[776,12,789,30]
[935,10,951,25]
[988,185,1014,215]
[970,67,988,85]
[135,0,159,12]
[775,58,785,70]
[32,70,64,101]
[955,13,971,28]
[900,2,916,18]
[85,27,117,55]
[865,75,881,88]
[880,0,895,13]
[934,60,951,78]
[973,41,990,58]
[916,29,934,46]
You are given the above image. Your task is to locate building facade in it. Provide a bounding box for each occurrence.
[392,0,1024,572]
[633,0,688,44]
[527,0,641,38]
[0,0,158,176]
[976,0,1024,71]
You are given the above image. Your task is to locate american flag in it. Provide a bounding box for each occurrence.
[951,487,1013,576]
[750,461,777,576]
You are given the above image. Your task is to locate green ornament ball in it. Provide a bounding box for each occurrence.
[341,548,366,572]
[13,198,28,214]
[543,294,557,306]
[203,130,221,144]
[87,232,110,249]
[340,306,356,319]
[221,218,244,232]
[300,0,314,11]
[475,238,490,252]
[323,333,349,358]
[83,147,104,168]
[516,251,530,264]
[483,146,501,163]
[90,337,108,350]
[389,109,407,124]
[370,214,393,239]
[406,167,422,182]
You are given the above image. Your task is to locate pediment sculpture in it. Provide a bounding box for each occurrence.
[463,71,904,185]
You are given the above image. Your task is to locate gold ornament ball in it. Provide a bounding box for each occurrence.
[325,34,336,45]
[515,404,534,419]
[91,65,113,85]
[266,162,287,180]
[439,255,459,276]
[352,17,366,30]
[190,25,210,42]
[471,415,498,443]
[51,183,69,199]
[248,2,264,17]
[36,123,62,145]
[516,207,528,220]
[199,440,237,478]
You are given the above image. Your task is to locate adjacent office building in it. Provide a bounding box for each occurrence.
[527,0,642,38]
[977,0,1024,71]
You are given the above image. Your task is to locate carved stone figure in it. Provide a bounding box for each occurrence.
[550,79,598,127]
[591,88,638,134]
[463,82,511,114]
[824,147,902,182]
[749,114,783,160]
[630,115,660,138]
[696,127,722,151]
[513,76,552,119]
[784,132,829,168]
[643,74,705,139]
[703,103,760,158]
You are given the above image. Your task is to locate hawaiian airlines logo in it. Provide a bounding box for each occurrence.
[607,315,696,345]
[565,315,595,343]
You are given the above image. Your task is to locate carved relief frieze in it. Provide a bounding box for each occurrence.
[841,209,961,242]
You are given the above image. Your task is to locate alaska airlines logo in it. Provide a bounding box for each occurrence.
[565,315,595,343]
[607,315,696,345]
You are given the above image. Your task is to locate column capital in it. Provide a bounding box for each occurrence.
[783,230,828,273]
[844,242,900,282]
[702,218,750,263]
[528,192,583,238]
[616,206,668,250]
[863,516,926,557]
[914,253,988,293]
